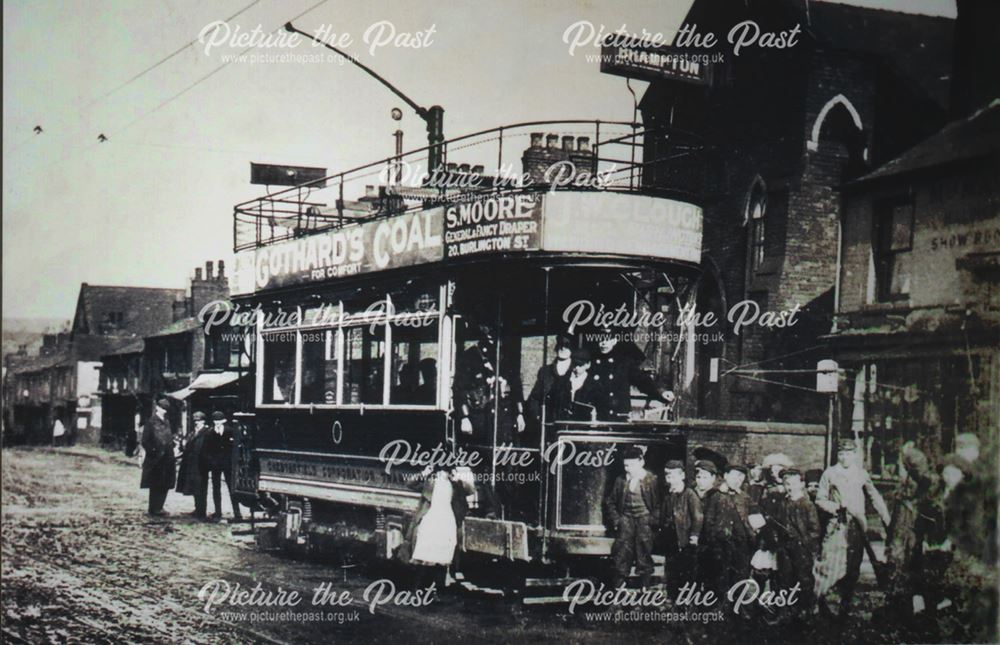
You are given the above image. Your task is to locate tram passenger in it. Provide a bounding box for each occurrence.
[657,460,703,595]
[589,327,674,421]
[552,348,602,421]
[453,317,525,445]
[526,334,573,426]
[603,446,660,589]
[393,363,420,404]
[414,358,437,405]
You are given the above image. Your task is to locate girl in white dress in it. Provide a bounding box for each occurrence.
[411,468,459,565]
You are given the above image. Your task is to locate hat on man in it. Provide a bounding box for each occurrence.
[156,398,170,411]
[193,411,207,421]
[556,334,573,350]
[804,469,822,484]
[571,348,592,365]
[663,459,685,472]
[762,453,793,469]
[694,459,717,475]
[941,452,972,475]
[725,464,748,475]
[622,446,644,461]
[781,468,803,479]
[211,411,226,421]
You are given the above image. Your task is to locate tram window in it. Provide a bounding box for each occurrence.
[300,330,338,404]
[261,332,297,404]
[343,325,387,405]
[388,320,440,405]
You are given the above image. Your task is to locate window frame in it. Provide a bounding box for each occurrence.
[255,283,449,411]
[873,196,915,302]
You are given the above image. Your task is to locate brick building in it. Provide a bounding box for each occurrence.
[99,260,247,446]
[629,0,954,428]
[829,101,999,475]
[4,285,184,444]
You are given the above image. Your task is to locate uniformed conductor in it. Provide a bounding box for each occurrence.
[590,327,674,420]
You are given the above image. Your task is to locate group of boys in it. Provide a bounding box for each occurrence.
[604,445,824,616]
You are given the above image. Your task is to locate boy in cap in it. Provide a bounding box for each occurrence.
[603,445,660,588]
[778,468,821,614]
[658,460,703,594]
[692,459,720,589]
[702,463,754,594]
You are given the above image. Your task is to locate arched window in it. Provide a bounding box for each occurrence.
[746,180,767,272]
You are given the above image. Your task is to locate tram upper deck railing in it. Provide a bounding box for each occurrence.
[234,119,703,251]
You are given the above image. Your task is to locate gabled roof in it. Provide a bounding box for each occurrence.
[145,317,201,339]
[849,100,1000,186]
[71,284,184,337]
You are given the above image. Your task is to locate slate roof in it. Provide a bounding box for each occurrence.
[71,285,185,337]
[849,100,1000,185]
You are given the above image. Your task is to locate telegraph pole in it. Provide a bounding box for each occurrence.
[284,23,445,172]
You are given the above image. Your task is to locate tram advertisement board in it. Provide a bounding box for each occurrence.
[233,191,703,293]
[443,192,544,258]
[241,209,446,291]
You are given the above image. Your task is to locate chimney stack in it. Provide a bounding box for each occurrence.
[546,134,559,149]
[206,261,214,279]
[458,163,470,174]
[218,260,226,279]
[195,267,203,281]
[562,136,574,152]
[530,132,544,148]
[577,137,591,152]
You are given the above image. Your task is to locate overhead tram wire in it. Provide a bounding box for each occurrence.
[83,0,262,109]
[25,0,331,177]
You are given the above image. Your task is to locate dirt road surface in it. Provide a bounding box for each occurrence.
[2,446,917,644]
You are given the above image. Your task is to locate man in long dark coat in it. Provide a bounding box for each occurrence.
[176,411,209,517]
[141,398,176,516]
[589,330,674,421]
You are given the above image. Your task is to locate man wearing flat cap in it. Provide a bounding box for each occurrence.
[658,460,703,594]
[141,398,176,516]
[702,463,754,594]
[200,411,242,521]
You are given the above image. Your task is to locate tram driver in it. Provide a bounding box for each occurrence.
[589,326,675,420]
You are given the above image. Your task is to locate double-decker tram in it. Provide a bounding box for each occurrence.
[228,120,705,586]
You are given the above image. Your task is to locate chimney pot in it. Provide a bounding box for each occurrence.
[218,260,226,278]
[546,134,559,148]
[471,164,484,175]
[206,261,214,279]
[577,137,591,152]
[458,163,470,174]
[530,132,544,148]
[446,162,458,172]
[562,136,574,152]
[195,267,203,281]
[365,185,376,197]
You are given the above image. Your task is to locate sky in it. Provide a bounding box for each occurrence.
[2,0,956,320]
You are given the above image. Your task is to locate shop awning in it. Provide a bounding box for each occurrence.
[167,386,195,400]
[188,371,242,390]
